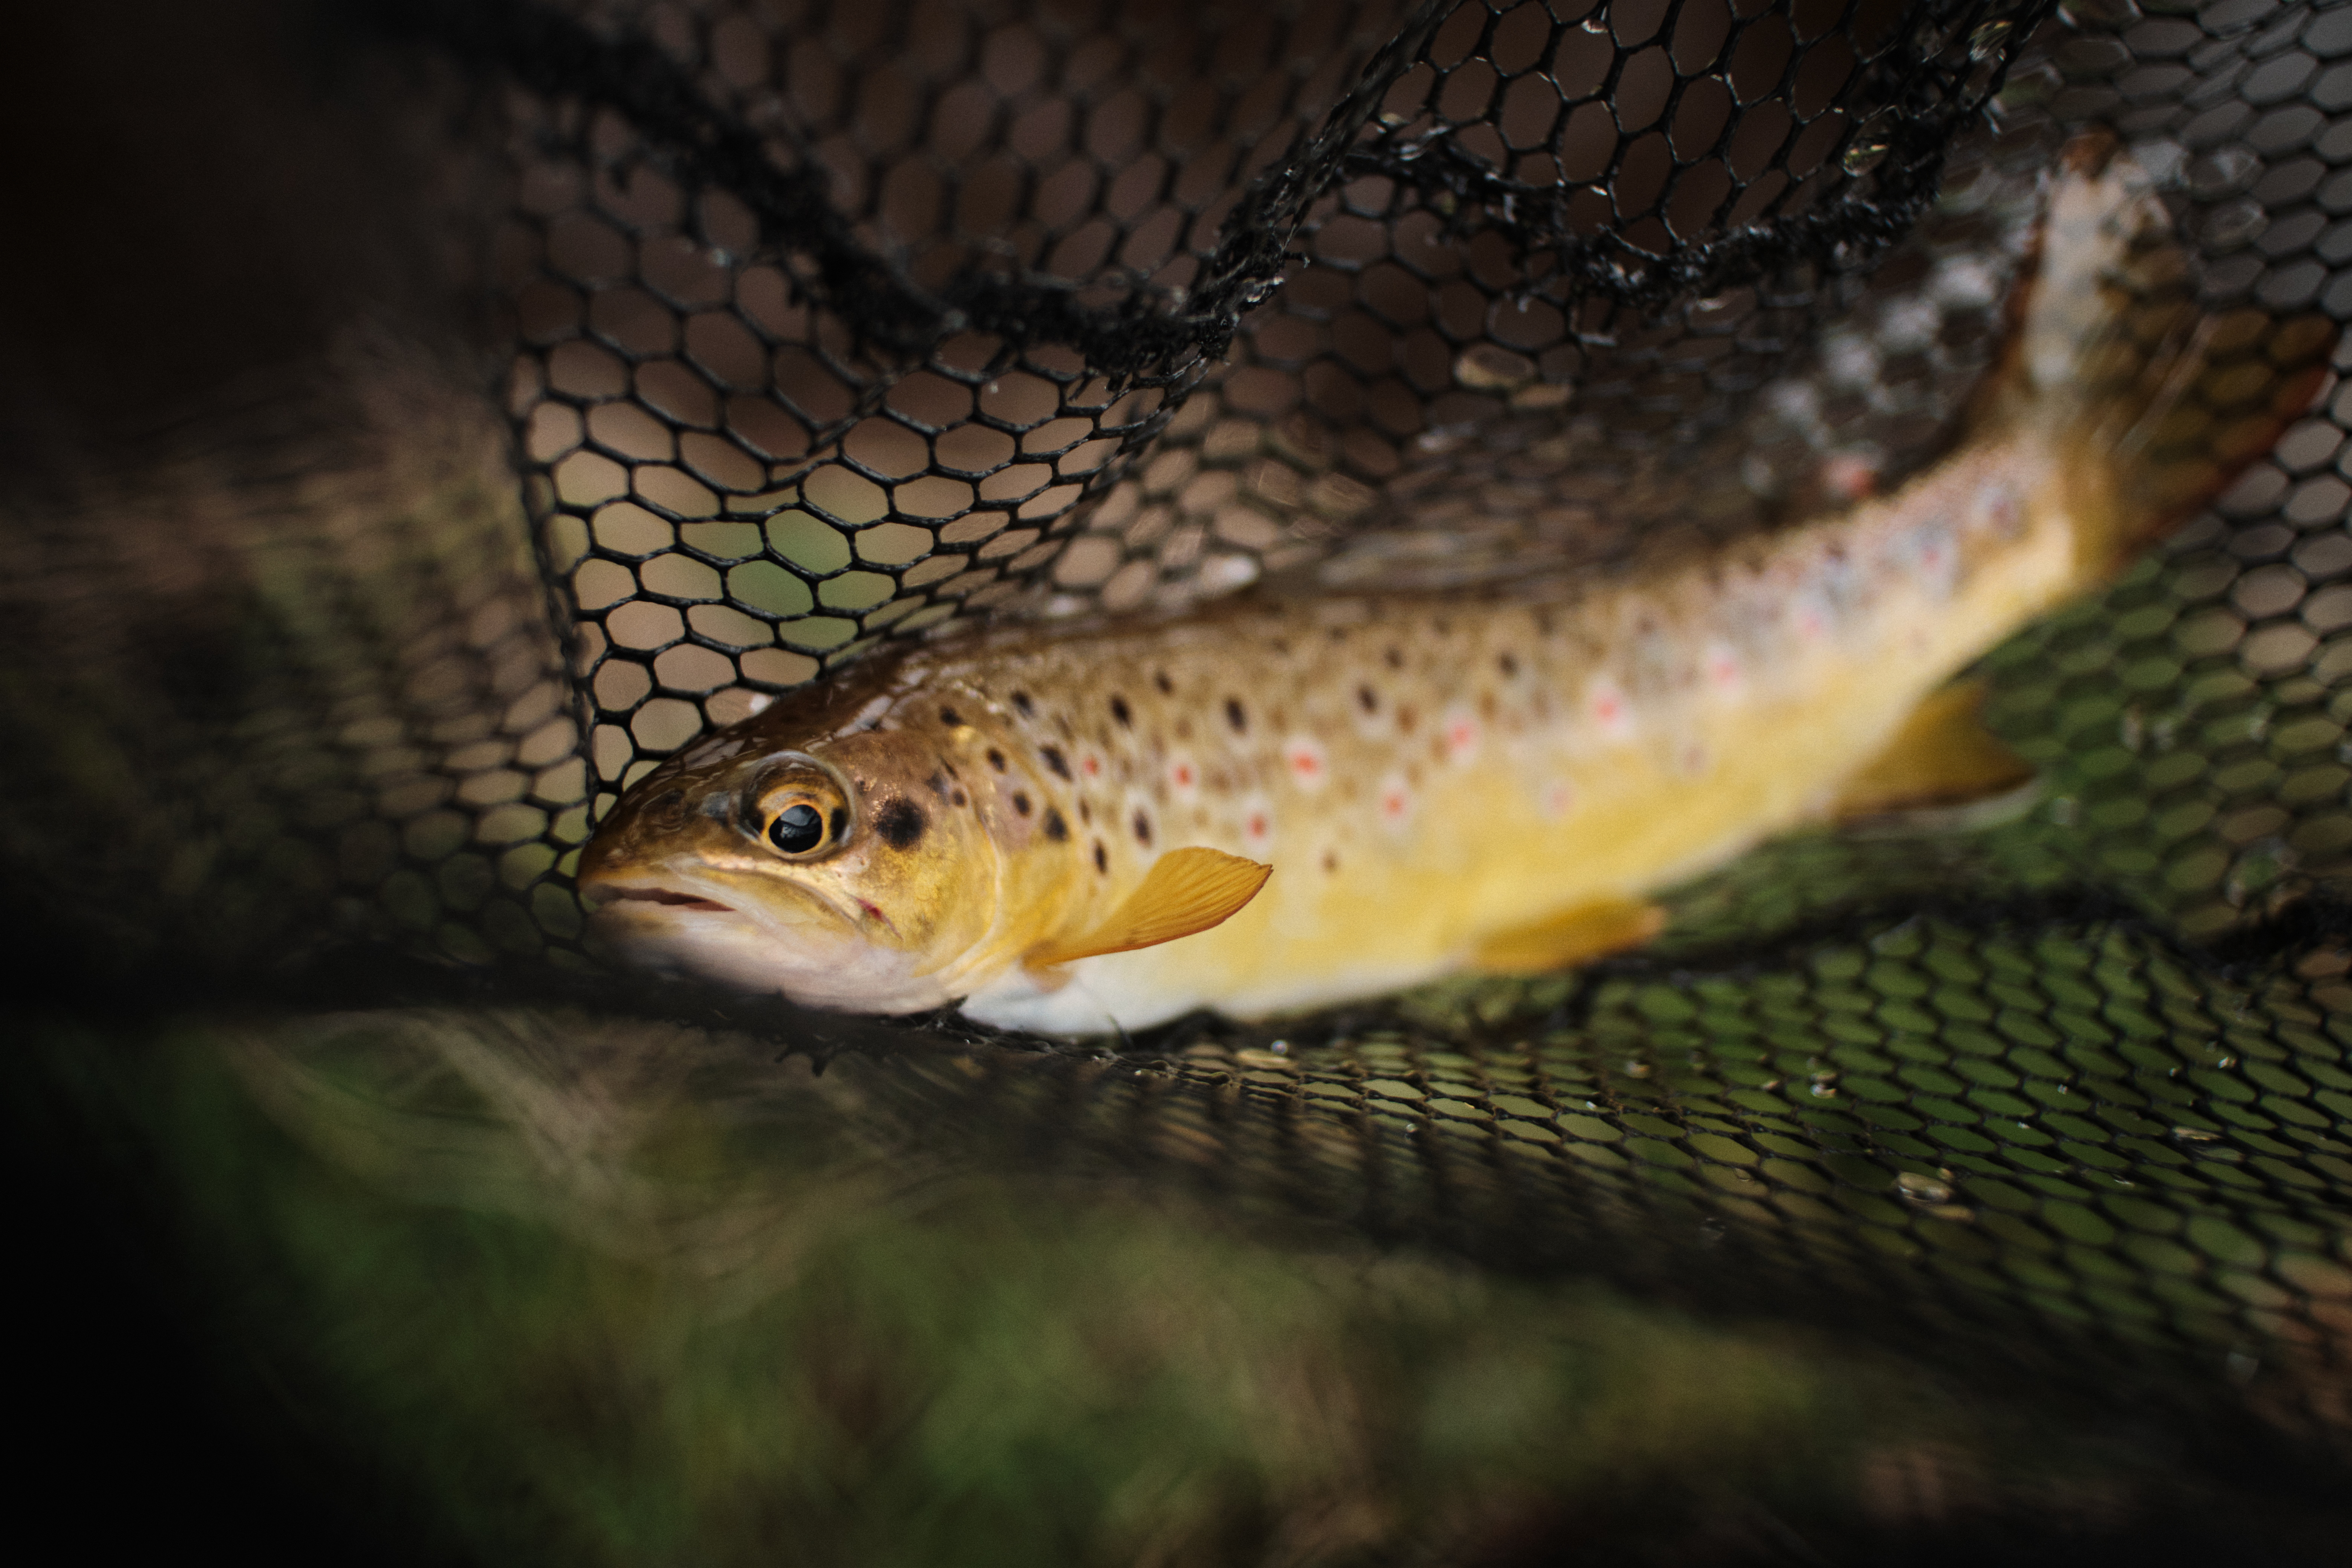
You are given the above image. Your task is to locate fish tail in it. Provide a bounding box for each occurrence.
[1977,132,2337,578]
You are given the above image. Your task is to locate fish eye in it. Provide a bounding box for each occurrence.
[746,752,854,861]
[766,801,831,856]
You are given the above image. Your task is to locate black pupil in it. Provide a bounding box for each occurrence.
[768,802,825,853]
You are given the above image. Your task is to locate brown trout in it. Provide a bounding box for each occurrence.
[577,145,2333,1032]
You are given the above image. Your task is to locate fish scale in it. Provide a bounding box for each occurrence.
[852,439,2063,1032]
[577,146,2337,1033]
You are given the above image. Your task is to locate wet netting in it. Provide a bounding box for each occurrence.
[14,0,2352,1528]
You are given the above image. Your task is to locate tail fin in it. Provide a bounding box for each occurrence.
[1980,134,2336,577]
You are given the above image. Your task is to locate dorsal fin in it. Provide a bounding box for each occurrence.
[1028,847,1271,968]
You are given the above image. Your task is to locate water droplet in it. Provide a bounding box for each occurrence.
[1623,1060,1652,1079]
[1968,19,2012,60]
[1269,1039,1288,1055]
[1454,345,1536,391]
[1810,1082,1839,1098]
[2171,1126,2222,1143]
[2187,146,2262,200]
[1842,135,1891,176]
[2057,0,2141,28]
[2199,199,2268,253]
[2215,1056,2238,1069]
[1896,1172,1955,1204]
[2226,1349,2260,1385]
[1509,381,1573,410]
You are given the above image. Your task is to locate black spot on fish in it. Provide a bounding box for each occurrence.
[1153,671,1173,695]
[1174,717,1192,741]
[1323,851,1338,873]
[1110,695,1132,727]
[1039,746,1071,780]
[1012,791,1031,816]
[1271,638,1290,655]
[874,798,926,850]
[1078,799,1092,824]
[1044,807,1069,841]
[987,748,1007,772]
[1356,685,1377,714]
[1384,646,1404,669]
[939,706,962,727]
[1093,841,1109,874]
[1011,691,1033,717]
[1498,652,1518,677]
[1224,698,1246,734]
[829,807,849,844]
[1132,810,1152,846]
[925,770,948,797]
[951,788,968,807]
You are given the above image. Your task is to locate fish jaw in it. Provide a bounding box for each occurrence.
[580,859,960,1014]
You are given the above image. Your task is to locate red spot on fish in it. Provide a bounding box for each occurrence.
[1170,758,1197,791]
[1588,680,1632,738]
[1285,738,1326,788]
[1441,708,1479,763]
[1543,781,1575,819]
[1821,453,1878,502]
[1081,752,1103,779]
[1979,482,2022,536]
[1705,645,1741,692]
[1378,774,1412,829]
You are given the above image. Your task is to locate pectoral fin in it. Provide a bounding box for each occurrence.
[1028,847,1272,968]
[1833,681,2035,820]
[1471,896,1667,975]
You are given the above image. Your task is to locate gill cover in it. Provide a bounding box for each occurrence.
[579,728,1007,1014]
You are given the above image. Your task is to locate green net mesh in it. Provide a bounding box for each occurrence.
[11,0,2352,1549]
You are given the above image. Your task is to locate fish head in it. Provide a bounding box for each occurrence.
[577,726,1001,1012]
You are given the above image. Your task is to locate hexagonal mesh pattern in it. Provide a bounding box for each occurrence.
[11,0,2352,1472]
[494,0,2044,808]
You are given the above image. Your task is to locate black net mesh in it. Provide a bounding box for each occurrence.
[15,0,2352,1526]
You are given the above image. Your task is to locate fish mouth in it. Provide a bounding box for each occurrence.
[580,882,735,914]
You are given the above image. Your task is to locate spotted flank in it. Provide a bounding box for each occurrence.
[574,143,2333,1033]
